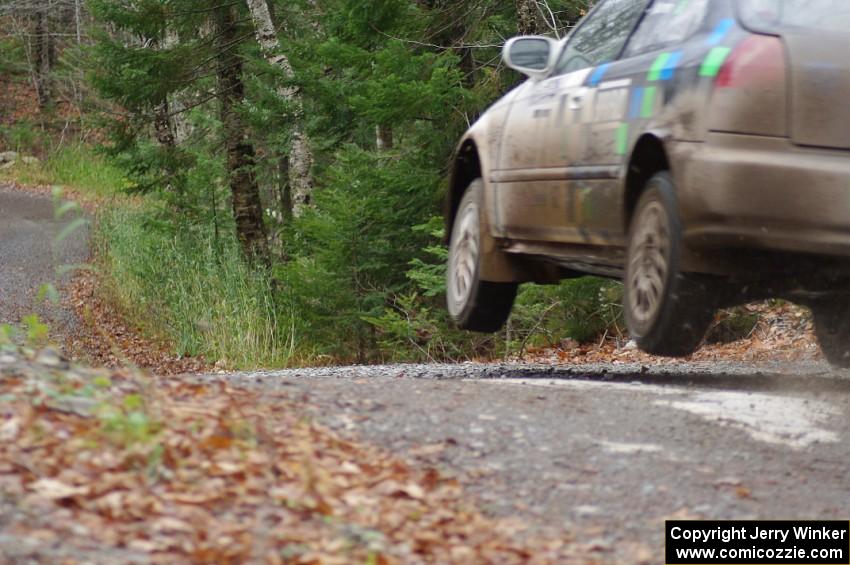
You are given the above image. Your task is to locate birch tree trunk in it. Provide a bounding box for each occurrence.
[164,27,191,144]
[245,0,314,217]
[216,5,270,263]
[376,125,393,152]
[151,28,188,207]
[74,0,82,44]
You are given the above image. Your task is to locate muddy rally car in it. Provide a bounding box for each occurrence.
[445,0,850,367]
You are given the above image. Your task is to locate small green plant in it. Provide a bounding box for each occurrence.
[21,314,50,347]
[99,409,158,445]
[97,393,161,447]
[0,324,16,347]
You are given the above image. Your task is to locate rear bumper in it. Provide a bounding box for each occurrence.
[674,133,850,258]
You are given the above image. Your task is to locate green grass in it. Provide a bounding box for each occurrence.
[3,140,300,369]
[1,144,125,197]
[97,205,298,369]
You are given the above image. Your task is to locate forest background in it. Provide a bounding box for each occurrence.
[0,0,630,369]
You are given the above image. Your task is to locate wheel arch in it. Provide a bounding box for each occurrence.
[446,139,483,243]
[624,133,672,232]
[444,138,557,284]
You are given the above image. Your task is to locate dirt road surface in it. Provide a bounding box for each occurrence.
[0,185,87,336]
[216,355,850,561]
[5,186,850,563]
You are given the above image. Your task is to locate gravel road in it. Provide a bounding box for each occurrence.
[0,185,88,338]
[215,361,850,563]
[5,186,850,563]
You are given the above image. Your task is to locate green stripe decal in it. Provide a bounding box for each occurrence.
[699,46,732,77]
[616,123,629,156]
[648,53,671,81]
[641,86,657,119]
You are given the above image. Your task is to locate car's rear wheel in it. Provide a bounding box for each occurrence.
[811,299,850,368]
[624,172,715,356]
[447,179,517,332]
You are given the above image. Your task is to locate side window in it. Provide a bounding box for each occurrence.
[624,0,709,57]
[554,0,650,76]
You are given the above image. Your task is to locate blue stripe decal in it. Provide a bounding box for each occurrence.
[629,88,644,119]
[707,18,735,45]
[589,63,611,86]
[660,51,683,80]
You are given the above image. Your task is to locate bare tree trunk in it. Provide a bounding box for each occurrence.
[245,0,314,217]
[516,0,544,35]
[422,1,477,87]
[33,3,54,111]
[216,5,270,264]
[278,155,292,222]
[376,125,393,152]
[153,100,175,148]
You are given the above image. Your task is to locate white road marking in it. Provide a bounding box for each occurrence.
[476,378,841,449]
[480,377,681,396]
[598,441,663,455]
[658,392,840,449]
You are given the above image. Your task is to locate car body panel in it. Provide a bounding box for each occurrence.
[678,133,850,255]
[785,32,850,150]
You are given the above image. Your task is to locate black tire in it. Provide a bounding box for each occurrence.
[447,179,518,332]
[624,172,715,357]
[811,299,850,368]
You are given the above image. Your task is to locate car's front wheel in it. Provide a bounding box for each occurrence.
[624,172,715,356]
[447,179,517,332]
[811,298,850,368]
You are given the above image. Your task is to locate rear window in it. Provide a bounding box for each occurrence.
[740,0,850,33]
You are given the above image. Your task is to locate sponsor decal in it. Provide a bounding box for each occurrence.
[615,123,629,156]
[700,46,732,77]
[660,51,683,80]
[648,52,673,81]
[707,18,735,46]
[649,51,683,82]
[629,87,644,119]
[641,86,658,119]
[589,63,611,86]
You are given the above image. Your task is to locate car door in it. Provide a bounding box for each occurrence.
[493,0,650,243]
[491,63,572,241]
[563,0,713,244]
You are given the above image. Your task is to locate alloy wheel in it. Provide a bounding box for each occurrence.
[627,200,671,328]
[448,201,480,316]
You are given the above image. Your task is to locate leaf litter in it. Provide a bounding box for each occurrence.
[0,348,593,564]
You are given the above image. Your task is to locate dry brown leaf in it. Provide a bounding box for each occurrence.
[407,443,446,457]
[29,478,88,500]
